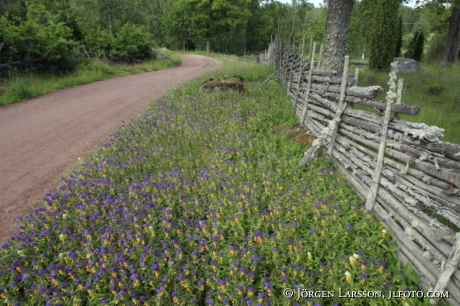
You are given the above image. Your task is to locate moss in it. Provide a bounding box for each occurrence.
[200,77,245,93]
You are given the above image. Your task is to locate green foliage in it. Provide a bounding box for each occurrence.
[395,15,403,57]
[298,7,327,51]
[357,63,460,144]
[171,0,251,52]
[405,30,425,61]
[0,3,76,64]
[109,23,154,61]
[0,60,427,305]
[369,0,401,71]
[347,0,374,57]
[426,30,448,62]
[0,52,181,107]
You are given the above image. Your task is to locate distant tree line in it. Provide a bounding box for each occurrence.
[0,0,458,70]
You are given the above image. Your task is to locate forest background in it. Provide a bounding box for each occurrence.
[0,0,458,68]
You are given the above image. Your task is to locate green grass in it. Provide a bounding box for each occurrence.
[0,49,182,108]
[355,63,460,144]
[0,57,443,306]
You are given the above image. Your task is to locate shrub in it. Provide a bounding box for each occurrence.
[404,30,425,62]
[109,23,154,61]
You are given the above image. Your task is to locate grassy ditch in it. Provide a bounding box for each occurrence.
[0,58,437,305]
[0,50,182,108]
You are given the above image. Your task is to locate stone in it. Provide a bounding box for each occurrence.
[393,58,419,73]
[199,77,244,93]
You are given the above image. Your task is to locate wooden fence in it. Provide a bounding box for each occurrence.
[262,38,460,306]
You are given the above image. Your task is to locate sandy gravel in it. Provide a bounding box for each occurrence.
[0,55,220,243]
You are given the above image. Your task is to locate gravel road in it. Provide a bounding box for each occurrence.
[0,54,220,243]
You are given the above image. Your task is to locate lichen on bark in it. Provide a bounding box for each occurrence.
[321,0,354,75]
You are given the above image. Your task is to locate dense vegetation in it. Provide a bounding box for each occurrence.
[0,57,432,306]
[0,0,458,67]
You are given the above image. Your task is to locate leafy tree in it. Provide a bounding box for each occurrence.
[369,0,402,71]
[321,0,354,73]
[404,30,425,60]
[164,2,193,51]
[347,0,375,57]
[174,0,251,53]
[408,0,460,67]
[426,29,448,62]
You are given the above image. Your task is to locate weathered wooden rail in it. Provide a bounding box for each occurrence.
[262,38,460,306]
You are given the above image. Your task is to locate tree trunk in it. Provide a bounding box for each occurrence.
[183,35,186,51]
[108,10,114,37]
[206,39,211,53]
[321,0,354,74]
[440,6,460,67]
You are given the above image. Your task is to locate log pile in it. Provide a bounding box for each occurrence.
[266,39,460,306]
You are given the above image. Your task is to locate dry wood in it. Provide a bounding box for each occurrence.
[395,78,404,119]
[317,43,323,69]
[431,234,460,305]
[294,37,306,109]
[366,66,397,211]
[272,43,460,299]
[308,89,421,116]
[332,154,460,304]
[338,123,460,209]
[327,56,350,155]
[310,84,384,99]
[333,141,454,259]
[337,122,460,189]
[300,42,316,125]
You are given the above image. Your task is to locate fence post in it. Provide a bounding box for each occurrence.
[365,63,398,211]
[293,36,306,109]
[317,43,324,70]
[395,78,404,119]
[287,38,296,95]
[299,41,316,126]
[327,55,350,156]
[430,233,460,305]
[298,55,349,167]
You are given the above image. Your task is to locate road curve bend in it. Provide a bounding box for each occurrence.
[0,54,220,243]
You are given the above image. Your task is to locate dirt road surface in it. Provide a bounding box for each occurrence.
[0,55,220,243]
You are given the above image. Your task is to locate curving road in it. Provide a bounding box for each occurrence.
[0,55,220,243]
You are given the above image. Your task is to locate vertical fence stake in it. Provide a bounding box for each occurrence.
[365,63,398,211]
[300,42,316,125]
[299,55,349,166]
[395,78,404,119]
[293,36,306,109]
[327,55,350,156]
[317,43,324,70]
[287,38,296,96]
[430,233,460,305]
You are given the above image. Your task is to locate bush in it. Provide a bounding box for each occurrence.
[404,30,425,62]
[109,23,154,61]
[0,5,76,64]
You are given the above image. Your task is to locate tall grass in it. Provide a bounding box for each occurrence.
[0,57,440,306]
[356,63,460,144]
[0,50,182,108]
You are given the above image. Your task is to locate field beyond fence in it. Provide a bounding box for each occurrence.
[261,38,460,306]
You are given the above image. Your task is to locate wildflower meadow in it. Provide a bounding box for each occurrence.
[0,58,434,305]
